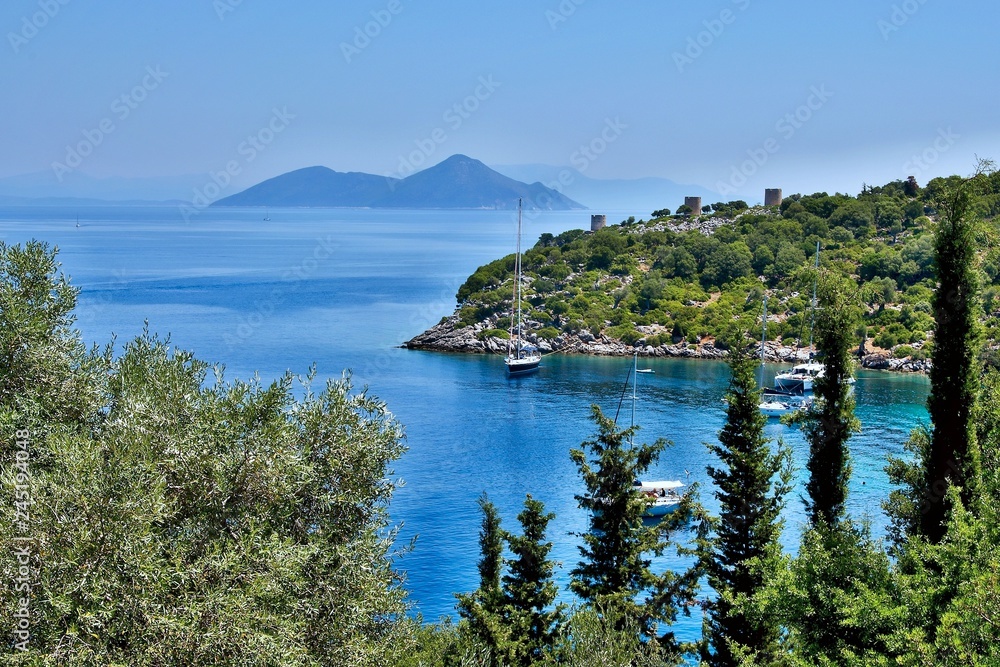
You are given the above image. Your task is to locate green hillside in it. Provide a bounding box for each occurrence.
[448,174,1000,362]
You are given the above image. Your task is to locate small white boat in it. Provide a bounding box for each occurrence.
[759,394,813,418]
[616,354,685,518]
[634,480,685,516]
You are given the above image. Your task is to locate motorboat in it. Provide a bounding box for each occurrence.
[772,362,825,394]
[634,480,685,516]
[759,393,814,418]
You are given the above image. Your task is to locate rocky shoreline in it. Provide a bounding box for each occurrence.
[402,315,931,374]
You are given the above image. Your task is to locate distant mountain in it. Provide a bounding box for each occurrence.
[369,155,584,210]
[213,166,400,207]
[490,163,717,216]
[212,155,585,210]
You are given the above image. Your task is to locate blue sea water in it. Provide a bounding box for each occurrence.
[0,206,930,640]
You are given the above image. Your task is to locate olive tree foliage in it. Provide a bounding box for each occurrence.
[540,603,677,667]
[0,241,108,440]
[1,242,411,666]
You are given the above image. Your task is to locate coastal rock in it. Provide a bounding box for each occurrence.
[861,353,891,370]
[403,315,930,374]
[403,316,484,352]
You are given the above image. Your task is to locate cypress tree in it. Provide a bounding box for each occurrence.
[455,493,507,662]
[702,339,792,666]
[921,164,991,543]
[784,278,899,663]
[570,405,698,654]
[803,276,860,527]
[502,494,563,666]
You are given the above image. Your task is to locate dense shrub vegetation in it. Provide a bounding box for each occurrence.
[455,174,1000,358]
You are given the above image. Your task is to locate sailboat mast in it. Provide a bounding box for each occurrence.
[515,199,524,360]
[760,295,768,388]
[807,241,819,352]
[631,352,637,434]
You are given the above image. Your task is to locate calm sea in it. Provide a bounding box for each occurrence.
[0,205,930,639]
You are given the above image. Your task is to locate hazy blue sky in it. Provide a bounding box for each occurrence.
[2,0,997,198]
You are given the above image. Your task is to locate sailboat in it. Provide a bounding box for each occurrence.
[758,295,812,417]
[624,353,684,517]
[504,199,541,376]
[263,207,271,222]
[770,241,822,396]
[760,243,852,417]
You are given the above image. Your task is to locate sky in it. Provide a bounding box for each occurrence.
[1,0,998,200]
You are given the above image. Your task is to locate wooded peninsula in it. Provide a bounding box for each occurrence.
[407,172,1000,374]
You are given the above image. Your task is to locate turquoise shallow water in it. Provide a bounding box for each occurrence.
[0,206,930,639]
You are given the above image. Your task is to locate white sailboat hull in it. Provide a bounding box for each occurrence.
[505,354,541,375]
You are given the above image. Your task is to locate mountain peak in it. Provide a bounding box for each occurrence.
[214,155,585,210]
[439,153,478,164]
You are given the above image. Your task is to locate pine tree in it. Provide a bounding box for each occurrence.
[921,163,992,543]
[569,405,698,657]
[780,519,897,663]
[803,276,860,527]
[455,494,563,666]
[502,494,563,666]
[702,339,792,666]
[455,494,507,663]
